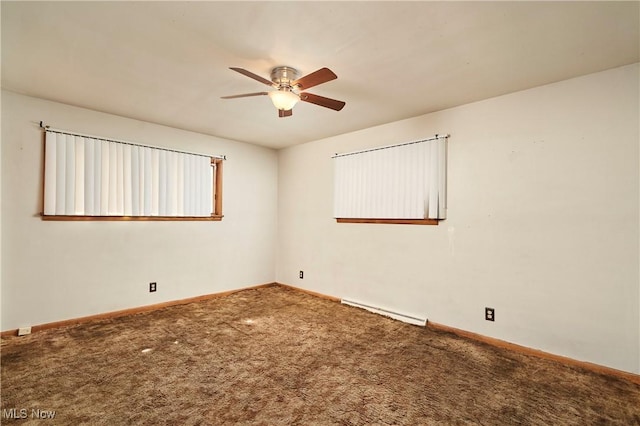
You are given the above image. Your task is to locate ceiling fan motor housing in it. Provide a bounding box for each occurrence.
[271,66,299,89]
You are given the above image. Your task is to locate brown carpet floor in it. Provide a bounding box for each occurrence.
[1,285,639,425]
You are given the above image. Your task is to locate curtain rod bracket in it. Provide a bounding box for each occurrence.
[39,121,50,129]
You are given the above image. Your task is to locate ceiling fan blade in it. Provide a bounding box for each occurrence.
[278,109,293,118]
[221,92,268,99]
[229,67,274,86]
[292,68,337,90]
[299,92,346,111]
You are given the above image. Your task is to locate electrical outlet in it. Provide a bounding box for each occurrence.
[18,327,31,336]
[299,271,304,279]
[149,282,157,292]
[485,307,495,321]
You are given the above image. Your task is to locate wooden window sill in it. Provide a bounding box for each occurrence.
[41,215,223,221]
[336,218,439,225]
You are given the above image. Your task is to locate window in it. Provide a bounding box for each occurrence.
[42,128,224,221]
[333,135,448,225]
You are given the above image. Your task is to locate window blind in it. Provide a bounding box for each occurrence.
[43,130,216,217]
[333,135,448,220]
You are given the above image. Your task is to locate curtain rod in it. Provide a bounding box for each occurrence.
[39,121,226,160]
[332,134,449,158]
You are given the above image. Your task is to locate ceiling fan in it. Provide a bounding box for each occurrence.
[221,66,346,118]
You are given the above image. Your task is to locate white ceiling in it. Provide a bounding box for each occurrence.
[2,1,638,149]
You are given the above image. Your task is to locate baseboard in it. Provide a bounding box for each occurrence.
[0,282,277,338]
[274,282,341,302]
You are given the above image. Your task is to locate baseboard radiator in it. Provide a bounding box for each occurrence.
[341,299,427,326]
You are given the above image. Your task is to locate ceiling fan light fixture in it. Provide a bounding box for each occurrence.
[268,90,299,111]
[222,66,345,117]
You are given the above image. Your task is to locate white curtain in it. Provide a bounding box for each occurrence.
[44,131,213,217]
[333,136,447,219]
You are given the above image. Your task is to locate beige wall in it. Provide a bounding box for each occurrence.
[276,64,640,374]
[1,91,278,331]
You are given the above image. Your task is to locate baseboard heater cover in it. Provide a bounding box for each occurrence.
[341,299,427,326]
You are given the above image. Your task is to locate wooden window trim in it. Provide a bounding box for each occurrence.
[41,215,223,221]
[213,157,223,217]
[336,218,439,225]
